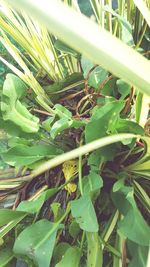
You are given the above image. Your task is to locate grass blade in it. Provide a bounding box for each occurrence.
[5,0,150,96]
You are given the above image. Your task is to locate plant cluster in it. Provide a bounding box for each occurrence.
[0,1,150,267]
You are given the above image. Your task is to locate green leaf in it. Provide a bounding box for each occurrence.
[55,247,80,267]
[117,79,131,99]
[88,144,118,171]
[116,119,144,135]
[54,104,72,119]
[13,219,62,267]
[69,221,81,239]
[0,209,26,228]
[51,202,64,222]
[1,74,39,133]
[82,171,103,196]
[50,118,72,139]
[0,216,27,239]
[85,99,124,142]
[127,241,149,267]
[45,72,84,96]
[2,144,63,167]
[17,188,58,214]
[101,78,117,96]
[50,104,73,138]
[112,186,150,245]
[81,56,94,77]
[0,248,14,267]
[71,195,98,232]
[52,242,71,265]
[88,66,108,90]
[113,178,125,192]
[86,232,102,267]
[42,117,55,132]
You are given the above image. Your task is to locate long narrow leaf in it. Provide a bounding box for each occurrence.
[5,0,150,96]
[133,0,150,27]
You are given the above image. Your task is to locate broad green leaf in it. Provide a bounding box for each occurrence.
[17,188,58,214]
[0,248,14,267]
[8,136,32,148]
[0,209,26,228]
[69,221,81,238]
[0,115,39,139]
[2,144,63,167]
[1,74,39,133]
[71,195,98,232]
[82,171,103,196]
[88,144,118,170]
[86,232,102,267]
[117,79,131,99]
[81,56,94,77]
[55,247,80,267]
[81,56,108,90]
[127,241,149,267]
[116,119,144,135]
[112,186,150,245]
[13,219,62,267]
[101,78,117,96]
[52,243,71,265]
[88,66,108,90]
[85,99,124,142]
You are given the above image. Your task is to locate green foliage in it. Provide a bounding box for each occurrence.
[0,209,26,228]
[71,195,98,232]
[13,219,62,267]
[86,232,102,267]
[112,186,150,246]
[0,248,14,267]
[0,1,150,267]
[2,144,63,167]
[1,74,39,133]
[55,247,80,267]
[127,241,149,267]
[85,98,125,142]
